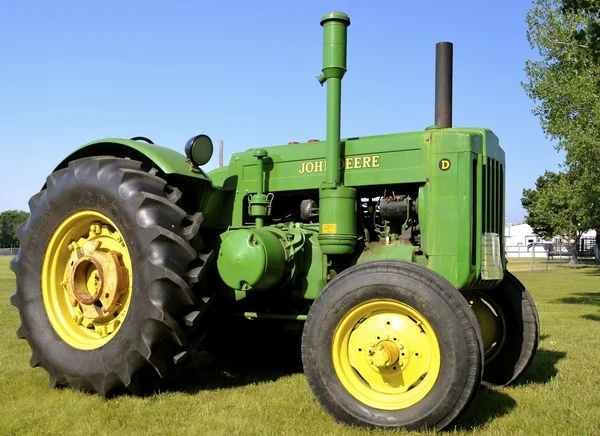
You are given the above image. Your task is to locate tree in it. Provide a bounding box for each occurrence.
[523,0,600,261]
[521,170,597,263]
[522,0,600,169]
[562,0,600,63]
[521,171,561,240]
[0,210,30,248]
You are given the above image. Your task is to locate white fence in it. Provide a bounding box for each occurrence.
[505,244,558,259]
[0,248,18,256]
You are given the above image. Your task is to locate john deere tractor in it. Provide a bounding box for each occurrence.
[10,12,539,431]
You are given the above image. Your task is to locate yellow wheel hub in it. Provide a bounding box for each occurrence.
[42,210,133,350]
[464,291,505,363]
[332,299,441,410]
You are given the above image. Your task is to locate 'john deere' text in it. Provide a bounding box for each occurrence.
[298,155,380,174]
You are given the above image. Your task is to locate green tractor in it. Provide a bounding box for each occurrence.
[10,12,538,432]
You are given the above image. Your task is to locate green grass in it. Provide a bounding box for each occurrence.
[1,256,600,435]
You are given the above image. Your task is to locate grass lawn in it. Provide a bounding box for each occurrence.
[1,256,600,435]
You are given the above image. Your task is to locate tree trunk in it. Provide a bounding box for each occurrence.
[569,240,579,265]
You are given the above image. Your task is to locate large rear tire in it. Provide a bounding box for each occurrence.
[464,271,539,387]
[10,156,212,397]
[301,260,484,431]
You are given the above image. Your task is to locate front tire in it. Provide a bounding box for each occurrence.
[301,260,484,431]
[10,156,211,397]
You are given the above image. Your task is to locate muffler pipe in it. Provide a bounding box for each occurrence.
[317,12,350,187]
[434,41,453,128]
[317,12,357,256]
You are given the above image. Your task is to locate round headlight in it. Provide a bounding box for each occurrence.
[184,134,213,166]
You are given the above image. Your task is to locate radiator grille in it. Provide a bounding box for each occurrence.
[472,156,505,287]
[482,157,504,240]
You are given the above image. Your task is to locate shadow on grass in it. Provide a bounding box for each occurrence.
[453,387,516,431]
[583,268,600,276]
[164,334,304,395]
[551,292,600,306]
[454,347,566,430]
[551,291,600,321]
[162,336,565,394]
[511,348,566,386]
[164,347,545,432]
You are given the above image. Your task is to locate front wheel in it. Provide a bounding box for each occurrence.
[301,260,484,431]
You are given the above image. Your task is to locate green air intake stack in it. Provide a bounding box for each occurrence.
[317,12,358,256]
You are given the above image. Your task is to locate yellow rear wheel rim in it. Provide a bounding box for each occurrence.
[464,291,506,363]
[41,210,133,350]
[332,299,441,410]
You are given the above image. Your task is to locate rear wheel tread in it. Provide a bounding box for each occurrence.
[477,271,540,387]
[10,156,211,398]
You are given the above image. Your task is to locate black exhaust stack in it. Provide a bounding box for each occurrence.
[434,41,453,128]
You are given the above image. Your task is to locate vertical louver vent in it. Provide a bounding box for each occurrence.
[472,156,505,286]
[481,157,504,247]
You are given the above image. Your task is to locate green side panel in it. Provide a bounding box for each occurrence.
[420,129,475,288]
[199,186,234,229]
[356,243,419,264]
[50,138,210,181]
[229,131,426,193]
[298,231,327,300]
[207,166,230,187]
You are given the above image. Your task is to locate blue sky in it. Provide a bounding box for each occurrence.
[0,0,562,224]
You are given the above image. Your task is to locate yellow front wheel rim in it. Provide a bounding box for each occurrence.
[332,299,441,410]
[41,210,133,350]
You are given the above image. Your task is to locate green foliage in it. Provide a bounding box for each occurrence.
[523,0,600,166]
[521,171,561,240]
[562,0,600,62]
[0,210,29,247]
[521,170,597,260]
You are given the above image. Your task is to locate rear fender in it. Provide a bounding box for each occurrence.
[45,138,210,188]
[45,138,233,230]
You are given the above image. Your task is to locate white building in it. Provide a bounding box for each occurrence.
[504,222,597,258]
[504,223,550,247]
